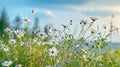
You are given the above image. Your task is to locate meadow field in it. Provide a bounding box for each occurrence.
[0,16,120,67]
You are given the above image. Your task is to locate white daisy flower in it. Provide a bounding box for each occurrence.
[15,64,22,67]
[47,27,53,36]
[1,60,13,67]
[8,39,16,45]
[36,32,44,38]
[14,30,25,38]
[22,17,31,22]
[90,17,98,22]
[48,47,58,56]
[75,44,79,47]
[33,38,38,42]
[4,28,11,32]
[82,55,88,61]
[81,47,89,54]
[48,27,52,33]
[3,45,9,52]
[83,55,87,59]
[80,20,88,25]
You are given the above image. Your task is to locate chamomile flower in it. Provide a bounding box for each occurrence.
[22,17,31,22]
[4,28,11,32]
[90,17,97,22]
[14,30,25,38]
[48,27,52,33]
[81,47,89,54]
[8,39,16,45]
[32,38,38,43]
[2,45,9,52]
[15,64,22,67]
[36,32,44,38]
[61,24,69,29]
[1,60,13,67]
[80,20,88,25]
[48,47,58,56]
[91,28,97,34]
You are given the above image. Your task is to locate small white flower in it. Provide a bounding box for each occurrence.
[82,55,88,61]
[3,45,9,52]
[62,24,69,29]
[22,17,31,22]
[83,55,86,58]
[48,47,58,56]
[80,20,88,25]
[20,42,25,47]
[36,32,44,38]
[14,30,25,38]
[91,28,97,34]
[103,24,107,29]
[33,38,38,42]
[15,64,22,67]
[47,41,53,45]
[1,60,13,67]
[75,44,79,47]
[47,39,58,45]
[48,28,52,33]
[54,34,59,38]
[81,47,89,54]
[56,58,60,62]
[8,39,16,45]
[90,17,98,22]
[46,66,51,67]
[4,28,11,32]
[95,57,99,61]
[37,41,41,45]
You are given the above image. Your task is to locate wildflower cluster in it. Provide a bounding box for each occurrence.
[0,14,120,67]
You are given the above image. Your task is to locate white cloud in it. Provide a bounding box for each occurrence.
[67,1,120,13]
[67,5,120,13]
[31,9,57,19]
[44,10,56,19]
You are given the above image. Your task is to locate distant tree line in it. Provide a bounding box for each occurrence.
[0,8,41,36]
[0,8,9,36]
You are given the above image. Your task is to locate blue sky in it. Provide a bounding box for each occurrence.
[0,0,120,42]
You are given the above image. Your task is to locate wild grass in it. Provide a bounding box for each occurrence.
[0,16,120,67]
